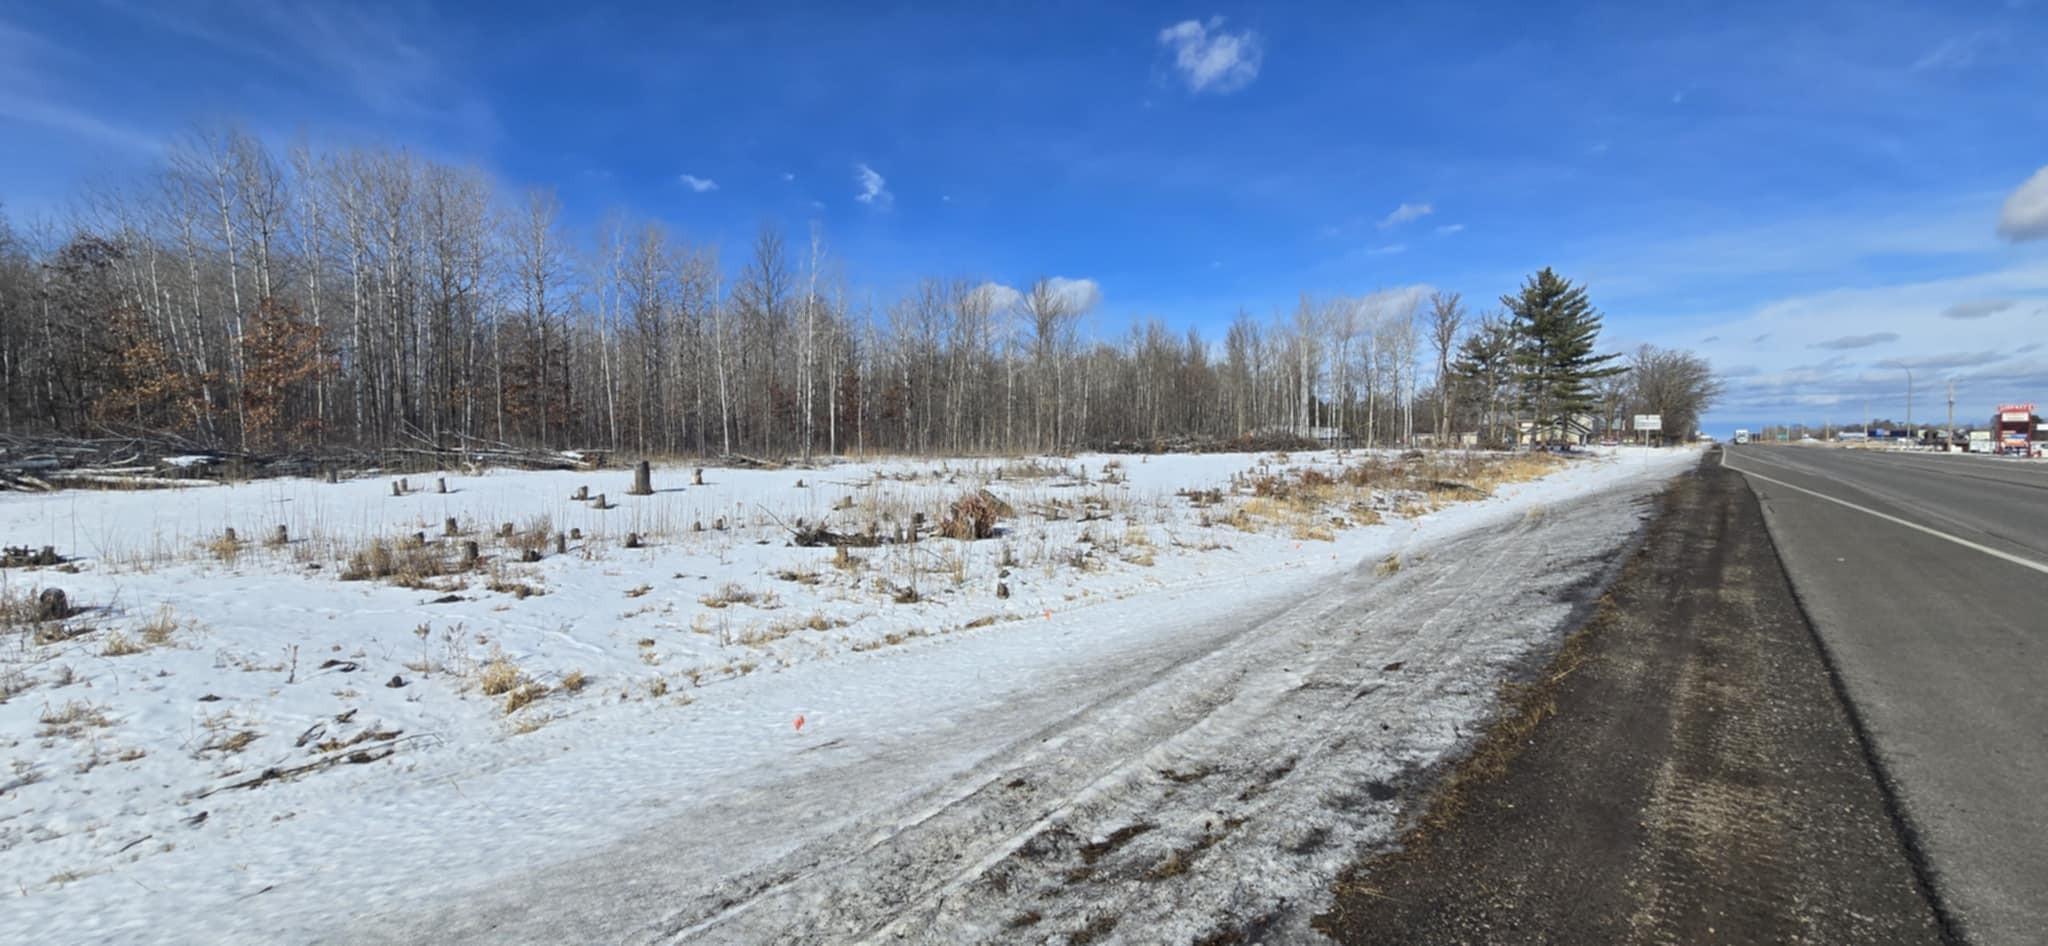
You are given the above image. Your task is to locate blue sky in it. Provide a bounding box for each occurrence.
[2,0,2045,434]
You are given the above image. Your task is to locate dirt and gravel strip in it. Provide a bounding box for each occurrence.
[1316,457,1950,945]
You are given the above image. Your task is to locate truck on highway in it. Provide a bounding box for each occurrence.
[1733,429,1751,445]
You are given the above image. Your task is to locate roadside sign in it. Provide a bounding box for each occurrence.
[1633,414,1663,431]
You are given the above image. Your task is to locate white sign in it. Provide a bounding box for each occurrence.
[1633,414,1663,431]
[2001,411,2031,423]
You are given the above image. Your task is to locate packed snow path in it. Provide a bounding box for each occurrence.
[368,463,1677,944]
[7,449,1692,944]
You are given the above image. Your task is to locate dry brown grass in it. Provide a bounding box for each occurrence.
[204,532,241,564]
[99,631,144,657]
[560,669,587,692]
[700,583,781,610]
[37,700,111,738]
[503,681,548,714]
[478,658,522,696]
[341,538,463,586]
[138,606,180,646]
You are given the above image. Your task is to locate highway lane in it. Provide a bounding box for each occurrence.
[1723,445,2048,946]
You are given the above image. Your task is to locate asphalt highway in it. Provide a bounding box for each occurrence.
[1723,445,2048,945]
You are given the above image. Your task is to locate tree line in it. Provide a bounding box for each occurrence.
[0,126,1720,458]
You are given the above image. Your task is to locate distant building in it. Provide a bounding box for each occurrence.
[1519,414,1594,446]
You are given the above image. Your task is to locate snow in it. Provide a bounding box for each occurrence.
[0,446,1698,943]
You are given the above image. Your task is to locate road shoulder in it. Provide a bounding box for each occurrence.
[1314,458,1946,945]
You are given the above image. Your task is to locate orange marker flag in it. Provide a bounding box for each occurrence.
[794,714,806,732]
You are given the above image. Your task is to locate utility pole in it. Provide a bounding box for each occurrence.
[1903,365,1914,442]
[1946,381,1956,452]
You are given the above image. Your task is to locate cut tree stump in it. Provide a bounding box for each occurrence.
[628,461,653,496]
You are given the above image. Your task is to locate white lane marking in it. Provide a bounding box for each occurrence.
[1724,453,2048,577]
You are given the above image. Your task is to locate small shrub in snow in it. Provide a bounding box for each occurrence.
[99,631,144,657]
[503,681,548,714]
[478,658,521,696]
[138,606,181,646]
[700,583,779,610]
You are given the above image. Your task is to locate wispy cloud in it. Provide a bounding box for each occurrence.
[1912,31,2002,72]
[1157,17,1262,94]
[678,174,718,193]
[1942,299,2014,320]
[1809,332,1900,350]
[780,171,796,182]
[853,163,892,208]
[1435,223,1465,236]
[1367,243,1406,256]
[1998,165,2048,242]
[1378,202,1432,229]
[0,16,158,153]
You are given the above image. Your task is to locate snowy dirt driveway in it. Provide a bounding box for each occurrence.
[9,451,1691,945]
[337,465,1678,945]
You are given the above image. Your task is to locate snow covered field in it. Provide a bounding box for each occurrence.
[1,446,1698,944]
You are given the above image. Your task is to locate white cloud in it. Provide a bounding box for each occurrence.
[1435,223,1465,236]
[972,282,1024,313]
[1378,202,1432,229]
[678,174,718,193]
[1367,243,1406,256]
[1998,165,2048,242]
[780,171,796,182]
[1048,276,1102,312]
[854,163,892,209]
[970,278,1100,313]
[1157,17,1262,94]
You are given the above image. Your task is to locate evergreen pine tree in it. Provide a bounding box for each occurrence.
[1502,268,1624,438]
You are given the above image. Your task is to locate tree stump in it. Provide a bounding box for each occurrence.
[692,520,704,533]
[592,493,607,510]
[273,525,289,546]
[996,581,1010,599]
[444,517,459,537]
[400,478,410,493]
[555,533,567,555]
[521,548,542,563]
[693,468,705,486]
[437,477,447,494]
[460,541,480,569]
[500,522,515,538]
[569,527,583,540]
[629,460,653,496]
[625,533,642,549]
[795,478,806,489]
[714,517,726,531]
[411,531,426,547]
[574,485,588,501]
[326,469,339,485]
[391,480,403,497]
[35,587,68,621]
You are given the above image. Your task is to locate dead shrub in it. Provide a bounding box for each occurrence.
[561,669,587,692]
[341,538,460,587]
[478,658,522,696]
[939,490,1008,540]
[138,606,180,646]
[100,632,144,657]
[503,681,548,714]
[700,583,780,609]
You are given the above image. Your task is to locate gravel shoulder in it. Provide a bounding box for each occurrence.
[1316,456,1949,946]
